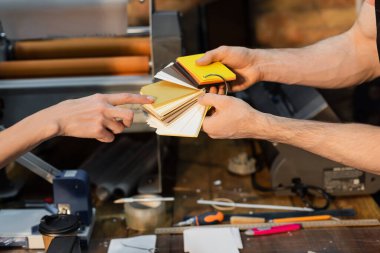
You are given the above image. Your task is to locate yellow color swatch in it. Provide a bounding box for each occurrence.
[140,80,198,108]
[176,53,236,85]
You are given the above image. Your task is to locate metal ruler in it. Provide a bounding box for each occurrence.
[155,219,380,234]
[0,125,62,184]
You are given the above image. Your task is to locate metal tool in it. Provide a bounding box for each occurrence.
[0,126,94,248]
[197,199,314,212]
[121,242,158,253]
[223,208,356,221]
[114,196,174,204]
[174,211,224,227]
[155,219,380,234]
[11,149,93,225]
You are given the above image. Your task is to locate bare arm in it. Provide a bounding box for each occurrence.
[0,93,154,168]
[258,1,380,88]
[265,117,380,174]
[198,1,380,90]
[199,94,380,174]
[198,1,380,174]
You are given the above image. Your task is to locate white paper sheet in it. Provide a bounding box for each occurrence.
[147,103,206,137]
[183,227,242,253]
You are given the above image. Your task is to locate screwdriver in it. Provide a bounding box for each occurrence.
[175,211,224,226]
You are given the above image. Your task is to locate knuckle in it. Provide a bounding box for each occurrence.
[95,102,107,113]
[95,126,105,135]
[123,110,134,121]
[218,45,228,53]
[123,93,133,99]
[93,93,104,100]
[95,117,104,125]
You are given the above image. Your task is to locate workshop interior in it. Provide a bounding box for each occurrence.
[1,0,380,252]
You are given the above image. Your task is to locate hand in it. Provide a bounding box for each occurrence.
[197,46,261,93]
[39,93,154,142]
[198,93,268,139]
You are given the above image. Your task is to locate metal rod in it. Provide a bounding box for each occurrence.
[114,197,174,204]
[0,126,61,184]
[197,199,314,212]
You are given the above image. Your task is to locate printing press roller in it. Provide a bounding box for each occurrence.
[0,37,151,79]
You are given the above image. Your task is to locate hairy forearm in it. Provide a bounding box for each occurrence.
[255,114,380,174]
[254,2,379,88]
[0,110,59,168]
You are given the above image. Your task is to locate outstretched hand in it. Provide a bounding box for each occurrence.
[40,93,154,142]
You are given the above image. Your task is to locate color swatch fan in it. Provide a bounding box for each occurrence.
[140,54,236,137]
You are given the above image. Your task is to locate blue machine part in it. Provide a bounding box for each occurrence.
[53,170,92,226]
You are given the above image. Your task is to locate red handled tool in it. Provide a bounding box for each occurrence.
[245,223,302,236]
[174,211,224,226]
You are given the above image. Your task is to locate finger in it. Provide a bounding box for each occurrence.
[105,107,134,125]
[209,86,217,94]
[104,119,126,134]
[196,46,229,66]
[105,93,155,106]
[198,93,228,108]
[122,111,134,128]
[201,116,215,135]
[218,86,225,95]
[96,129,115,143]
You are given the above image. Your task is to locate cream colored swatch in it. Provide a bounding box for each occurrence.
[142,63,207,138]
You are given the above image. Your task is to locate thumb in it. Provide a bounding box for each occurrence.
[196,46,228,66]
[198,93,227,109]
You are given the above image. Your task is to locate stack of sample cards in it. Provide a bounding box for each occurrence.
[140,75,206,137]
[140,54,236,137]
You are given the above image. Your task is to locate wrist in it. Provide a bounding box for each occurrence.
[252,48,299,85]
[27,108,61,141]
[251,49,274,82]
[246,112,288,142]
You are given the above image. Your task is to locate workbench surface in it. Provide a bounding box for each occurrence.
[2,134,380,253]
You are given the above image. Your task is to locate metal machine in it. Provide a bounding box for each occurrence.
[0,0,184,249]
[0,127,94,249]
[247,83,380,198]
[0,0,182,198]
[0,0,180,131]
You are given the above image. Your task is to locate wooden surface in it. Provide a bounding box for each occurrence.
[173,134,380,222]
[156,227,380,253]
[1,133,380,253]
[90,134,380,252]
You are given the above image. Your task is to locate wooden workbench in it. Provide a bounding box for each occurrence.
[88,134,380,253]
[2,133,380,253]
